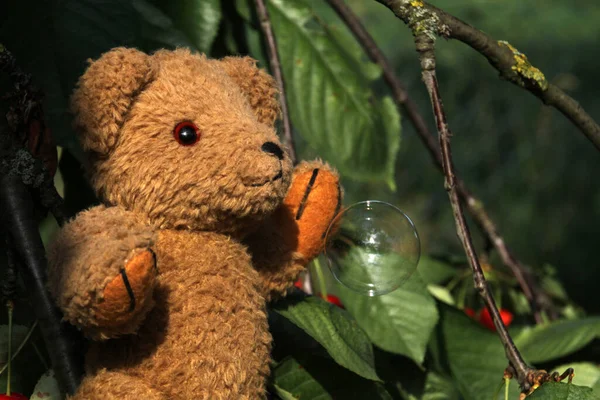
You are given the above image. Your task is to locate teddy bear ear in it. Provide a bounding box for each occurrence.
[219,57,281,126]
[70,47,157,156]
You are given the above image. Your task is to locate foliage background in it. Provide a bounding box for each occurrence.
[342,0,600,314]
[4,0,597,310]
[0,0,599,399]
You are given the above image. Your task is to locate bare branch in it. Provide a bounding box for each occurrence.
[1,45,83,395]
[375,0,600,152]
[325,0,553,322]
[0,46,67,226]
[413,27,534,390]
[252,0,297,163]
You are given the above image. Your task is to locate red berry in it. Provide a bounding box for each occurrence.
[464,307,476,318]
[0,393,29,400]
[294,278,303,290]
[478,308,513,331]
[322,294,344,309]
[500,309,514,327]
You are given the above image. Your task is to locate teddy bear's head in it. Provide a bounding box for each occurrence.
[71,48,293,235]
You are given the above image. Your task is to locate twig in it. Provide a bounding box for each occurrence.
[0,175,85,395]
[252,0,297,163]
[1,45,83,395]
[416,28,532,388]
[6,301,13,395]
[2,236,19,303]
[414,29,529,386]
[325,0,552,322]
[411,22,565,394]
[0,320,39,376]
[374,0,600,152]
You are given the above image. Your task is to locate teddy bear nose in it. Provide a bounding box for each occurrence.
[261,141,284,160]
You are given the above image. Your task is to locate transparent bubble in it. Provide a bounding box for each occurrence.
[324,200,420,296]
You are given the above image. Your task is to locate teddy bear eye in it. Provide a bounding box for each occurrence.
[173,121,200,146]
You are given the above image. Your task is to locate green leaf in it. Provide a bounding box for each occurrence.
[273,296,379,381]
[528,382,597,400]
[541,273,569,301]
[422,372,461,400]
[132,0,198,50]
[553,363,600,392]
[0,0,148,161]
[272,384,299,400]
[265,0,402,189]
[417,257,458,285]
[338,272,438,365]
[439,306,521,400]
[30,370,63,400]
[155,0,222,53]
[1,0,215,162]
[508,288,532,315]
[514,317,600,363]
[323,24,382,82]
[272,356,392,400]
[427,284,455,305]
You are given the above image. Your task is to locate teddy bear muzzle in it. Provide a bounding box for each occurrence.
[237,141,290,188]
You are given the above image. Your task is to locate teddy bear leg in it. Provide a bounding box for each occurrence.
[70,369,165,400]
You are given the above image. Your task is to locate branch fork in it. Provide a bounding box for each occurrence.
[326,0,554,322]
[413,23,571,396]
[377,0,600,151]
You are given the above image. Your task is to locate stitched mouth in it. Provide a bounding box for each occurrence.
[272,169,283,181]
[248,168,283,187]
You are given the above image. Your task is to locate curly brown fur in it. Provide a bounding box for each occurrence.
[82,48,293,235]
[246,161,341,300]
[71,48,157,157]
[70,369,164,400]
[47,205,156,340]
[49,47,341,399]
[219,56,281,126]
[84,230,272,399]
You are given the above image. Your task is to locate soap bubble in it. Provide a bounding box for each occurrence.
[324,200,420,296]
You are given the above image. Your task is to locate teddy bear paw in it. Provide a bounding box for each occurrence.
[94,249,157,330]
[281,161,342,263]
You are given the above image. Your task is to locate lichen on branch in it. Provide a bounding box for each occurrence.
[377,0,448,39]
[377,0,600,154]
[498,41,548,91]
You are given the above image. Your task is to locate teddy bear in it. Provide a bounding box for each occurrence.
[46,47,341,399]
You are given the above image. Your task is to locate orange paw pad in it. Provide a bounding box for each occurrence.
[281,166,341,262]
[95,250,156,327]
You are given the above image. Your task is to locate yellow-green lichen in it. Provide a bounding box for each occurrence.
[498,40,548,91]
[400,0,448,40]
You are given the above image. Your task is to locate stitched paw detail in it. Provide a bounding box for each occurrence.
[95,249,157,328]
[282,163,341,262]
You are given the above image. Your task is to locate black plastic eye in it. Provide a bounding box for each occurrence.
[173,121,200,146]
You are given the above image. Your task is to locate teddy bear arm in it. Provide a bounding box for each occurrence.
[71,369,165,400]
[248,161,342,300]
[247,227,306,302]
[47,205,157,340]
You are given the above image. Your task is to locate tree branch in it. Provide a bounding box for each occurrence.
[0,175,85,395]
[375,0,600,152]
[1,45,83,395]
[325,0,554,322]
[252,0,297,163]
[0,45,67,226]
[413,30,532,390]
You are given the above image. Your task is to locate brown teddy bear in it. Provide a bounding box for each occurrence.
[46,47,341,399]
